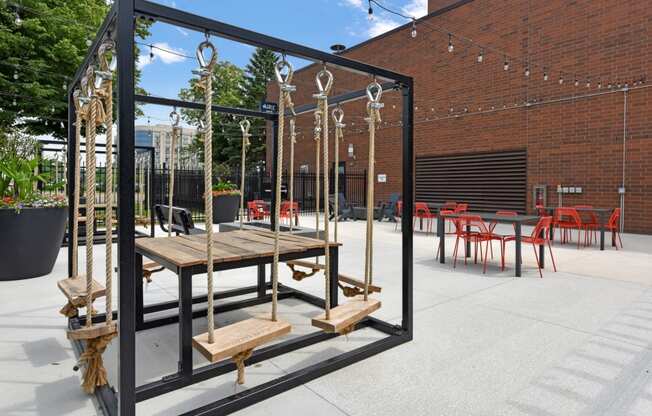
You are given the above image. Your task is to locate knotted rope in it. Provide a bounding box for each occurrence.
[288,118,296,232]
[313,110,321,244]
[314,67,334,319]
[83,68,97,327]
[77,333,115,394]
[239,119,251,230]
[168,109,180,237]
[71,90,84,280]
[363,81,383,298]
[232,349,253,385]
[196,36,218,343]
[332,107,345,243]
[273,58,295,322]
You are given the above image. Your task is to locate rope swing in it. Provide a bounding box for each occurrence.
[239,119,251,229]
[66,46,118,394]
[191,43,291,386]
[311,80,383,334]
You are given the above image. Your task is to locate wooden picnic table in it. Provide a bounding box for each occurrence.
[542,206,614,250]
[436,211,540,277]
[134,229,340,380]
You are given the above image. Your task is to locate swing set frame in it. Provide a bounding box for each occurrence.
[66,1,414,415]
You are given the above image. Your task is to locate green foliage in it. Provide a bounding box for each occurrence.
[179,48,278,171]
[211,180,239,194]
[0,0,150,139]
[0,130,65,208]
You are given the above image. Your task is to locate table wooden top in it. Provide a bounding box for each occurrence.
[135,229,338,268]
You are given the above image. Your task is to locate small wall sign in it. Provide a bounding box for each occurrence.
[377,174,387,183]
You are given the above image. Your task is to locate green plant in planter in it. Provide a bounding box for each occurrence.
[211,180,240,196]
[0,132,66,210]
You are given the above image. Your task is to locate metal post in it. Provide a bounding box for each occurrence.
[401,83,414,336]
[67,92,76,277]
[117,0,137,413]
[149,147,156,237]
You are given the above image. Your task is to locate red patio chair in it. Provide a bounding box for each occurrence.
[247,201,264,221]
[574,205,599,246]
[554,207,583,249]
[280,201,299,225]
[535,204,547,217]
[606,208,623,249]
[454,203,468,213]
[488,211,518,269]
[504,216,557,278]
[443,201,457,210]
[414,202,436,233]
[453,215,503,274]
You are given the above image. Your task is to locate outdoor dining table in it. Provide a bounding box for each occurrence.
[542,206,614,250]
[436,211,540,277]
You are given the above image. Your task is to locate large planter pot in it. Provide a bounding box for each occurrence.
[0,206,68,281]
[211,194,240,224]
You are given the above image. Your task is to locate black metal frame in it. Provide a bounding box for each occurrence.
[67,1,414,415]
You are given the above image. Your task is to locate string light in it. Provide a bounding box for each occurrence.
[559,73,564,84]
[586,78,591,88]
[543,70,548,81]
[503,56,509,71]
[60,121,65,128]
[598,80,602,89]
[524,66,530,77]
[13,70,18,80]
[149,44,154,61]
[86,39,92,47]
[411,20,417,38]
[368,0,373,20]
[447,34,454,53]
[15,10,22,26]
[12,98,17,106]
[62,81,67,90]
[477,49,484,63]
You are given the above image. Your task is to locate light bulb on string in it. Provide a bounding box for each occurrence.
[447,34,454,53]
[13,70,18,80]
[503,57,509,71]
[411,20,417,38]
[574,77,579,87]
[86,39,92,47]
[598,81,602,89]
[62,81,67,90]
[559,74,564,84]
[586,78,591,88]
[543,71,548,81]
[524,66,530,77]
[12,98,17,106]
[15,11,22,27]
[149,44,154,62]
[477,49,484,63]
[60,122,65,128]
[368,0,373,20]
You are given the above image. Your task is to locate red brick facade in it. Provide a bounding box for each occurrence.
[267,0,652,233]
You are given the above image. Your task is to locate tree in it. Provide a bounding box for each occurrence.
[178,61,247,168]
[0,0,149,139]
[242,48,279,168]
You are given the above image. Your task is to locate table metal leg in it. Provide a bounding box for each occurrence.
[438,215,445,264]
[257,264,266,298]
[515,223,522,277]
[600,224,605,250]
[135,253,144,330]
[539,228,545,269]
[178,268,193,378]
[329,245,339,308]
[466,225,472,258]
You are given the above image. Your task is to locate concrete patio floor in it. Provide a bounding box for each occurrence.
[1,216,651,415]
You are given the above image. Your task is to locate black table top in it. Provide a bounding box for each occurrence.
[441,211,539,224]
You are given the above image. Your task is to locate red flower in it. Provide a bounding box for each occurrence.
[2,197,13,204]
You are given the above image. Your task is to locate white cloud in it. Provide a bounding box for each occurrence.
[342,0,364,9]
[175,27,189,37]
[368,16,401,37]
[402,0,428,18]
[137,42,186,70]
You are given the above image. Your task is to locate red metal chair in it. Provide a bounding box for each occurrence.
[504,216,557,278]
[453,215,503,274]
[535,204,547,217]
[414,202,436,233]
[554,207,583,249]
[574,205,599,246]
[443,201,457,210]
[247,201,264,221]
[280,201,299,225]
[435,209,456,259]
[488,211,518,269]
[454,203,468,213]
[606,208,623,249]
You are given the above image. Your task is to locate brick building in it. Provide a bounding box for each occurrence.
[267,0,652,233]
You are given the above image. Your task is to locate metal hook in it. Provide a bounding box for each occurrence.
[313,110,322,137]
[315,67,334,96]
[73,89,82,112]
[98,39,116,72]
[366,80,383,104]
[332,106,345,127]
[274,59,295,91]
[239,119,251,137]
[196,37,217,70]
[169,107,180,127]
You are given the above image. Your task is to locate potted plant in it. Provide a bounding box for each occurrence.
[0,133,67,280]
[211,180,240,224]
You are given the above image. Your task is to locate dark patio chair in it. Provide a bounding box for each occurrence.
[329,193,354,221]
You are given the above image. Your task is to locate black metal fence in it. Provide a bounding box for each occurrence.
[39,162,367,223]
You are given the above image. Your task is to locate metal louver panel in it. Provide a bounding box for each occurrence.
[416,149,527,213]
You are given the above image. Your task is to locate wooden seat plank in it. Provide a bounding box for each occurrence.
[312,297,381,333]
[143,261,161,271]
[58,277,106,306]
[286,260,325,270]
[338,274,382,293]
[67,322,117,341]
[193,317,291,363]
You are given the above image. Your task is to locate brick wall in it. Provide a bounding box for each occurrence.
[267,0,652,233]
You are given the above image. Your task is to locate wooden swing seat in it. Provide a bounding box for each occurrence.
[142,261,164,282]
[193,317,291,363]
[67,322,117,341]
[312,297,381,334]
[286,260,382,294]
[58,277,106,307]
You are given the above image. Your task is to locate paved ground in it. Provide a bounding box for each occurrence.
[1,217,651,415]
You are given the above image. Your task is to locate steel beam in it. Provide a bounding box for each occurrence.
[135,94,276,120]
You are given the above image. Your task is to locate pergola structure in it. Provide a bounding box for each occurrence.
[66,1,414,415]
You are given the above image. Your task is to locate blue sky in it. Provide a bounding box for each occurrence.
[137,0,427,126]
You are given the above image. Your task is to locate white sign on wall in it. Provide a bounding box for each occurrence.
[377,174,387,183]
